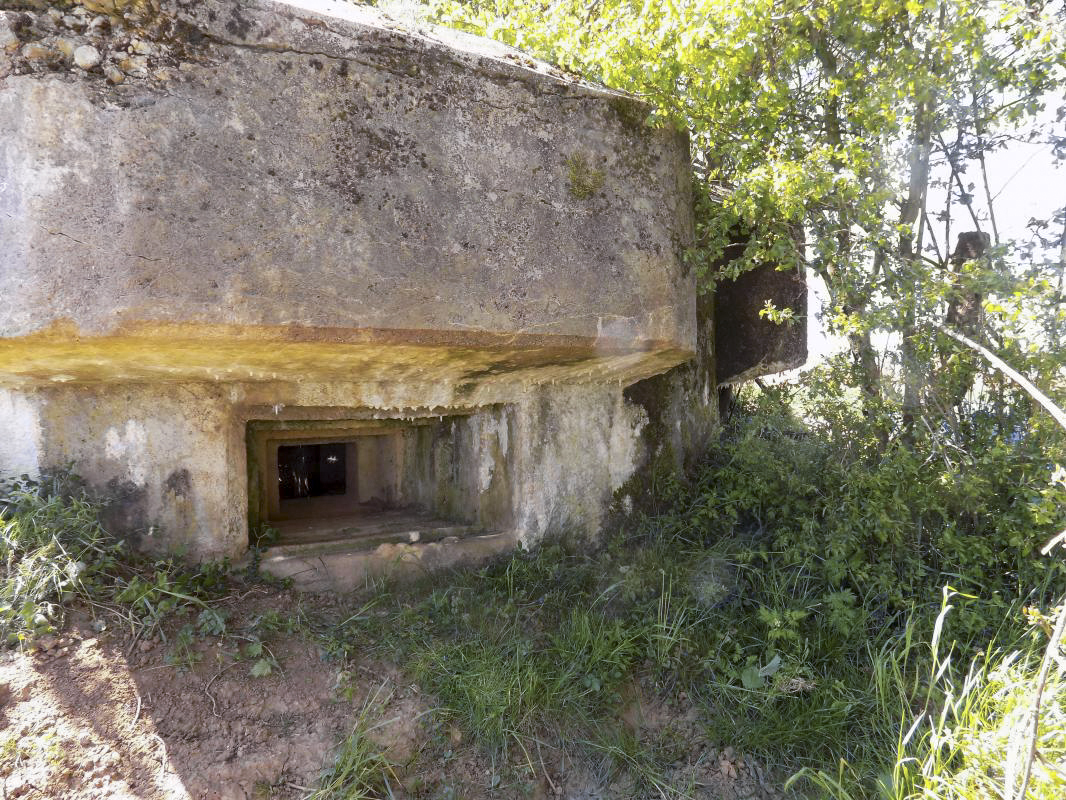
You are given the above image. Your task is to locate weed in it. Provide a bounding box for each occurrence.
[790,593,1066,799]
[0,471,232,647]
[0,474,120,642]
[566,154,605,199]
[309,685,397,799]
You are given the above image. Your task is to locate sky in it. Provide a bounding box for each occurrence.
[800,102,1066,370]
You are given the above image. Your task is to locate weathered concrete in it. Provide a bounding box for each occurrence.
[256,531,520,593]
[0,0,694,388]
[716,263,808,385]
[0,0,805,579]
[4,379,646,560]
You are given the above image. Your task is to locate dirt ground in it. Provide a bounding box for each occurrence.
[0,587,783,800]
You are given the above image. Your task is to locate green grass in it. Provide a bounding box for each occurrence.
[0,471,231,646]
[309,685,398,800]
[320,528,1066,798]
[5,388,1064,799]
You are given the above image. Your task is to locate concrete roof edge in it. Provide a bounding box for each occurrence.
[179,0,647,108]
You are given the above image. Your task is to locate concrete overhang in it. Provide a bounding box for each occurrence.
[0,0,696,388]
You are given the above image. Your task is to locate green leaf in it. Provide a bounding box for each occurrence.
[759,653,783,679]
[741,664,764,690]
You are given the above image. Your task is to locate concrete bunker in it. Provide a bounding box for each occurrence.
[0,0,806,589]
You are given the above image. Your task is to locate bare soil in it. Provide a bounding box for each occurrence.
[0,586,783,800]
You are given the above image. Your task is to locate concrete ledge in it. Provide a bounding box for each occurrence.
[255,530,519,592]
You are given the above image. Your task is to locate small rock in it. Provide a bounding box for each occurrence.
[36,634,59,652]
[79,733,93,747]
[18,684,31,702]
[20,42,60,64]
[0,17,20,54]
[118,53,147,77]
[5,774,28,798]
[103,62,124,83]
[86,16,110,35]
[138,640,153,652]
[54,36,76,59]
[73,44,101,69]
[63,15,87,30]
[128,37,153,55]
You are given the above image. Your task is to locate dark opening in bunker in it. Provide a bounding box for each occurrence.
[277,443,347,500]
[246,412,514,549]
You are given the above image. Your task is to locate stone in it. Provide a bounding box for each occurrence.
[102,61,123,82]
[128,37,152,55]
[117,53,147,76]
[0,16,20,54]
[81,0,134,13]
[86,15,110,35]
[54,36,76,59]
[19,41,59,63]
[73,43,101,69]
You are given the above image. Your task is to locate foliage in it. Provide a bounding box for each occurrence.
[419,0,1066,444]
[792,592,1066,799]
[0,472,121,642]
[686,383,1066,638]
[0,471,230,646]
[322,376,1066,796]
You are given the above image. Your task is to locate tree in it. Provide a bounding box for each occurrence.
[423,0,1066,440]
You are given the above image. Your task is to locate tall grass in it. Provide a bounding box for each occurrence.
[791,591,1066,799]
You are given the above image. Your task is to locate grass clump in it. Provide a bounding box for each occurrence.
[309,686,398,800]
[0,473,122,642]
[792,592,1066,799]
[0,471,230,647]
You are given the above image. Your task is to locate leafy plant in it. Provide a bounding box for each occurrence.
[0,471,232,647]
[0,474,120,642]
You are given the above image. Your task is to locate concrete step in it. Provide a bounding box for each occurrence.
[254,529,519,592]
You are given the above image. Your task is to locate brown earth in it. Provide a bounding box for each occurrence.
[0,587,783,800]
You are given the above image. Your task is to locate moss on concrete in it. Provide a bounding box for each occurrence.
[566,153,605,199]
